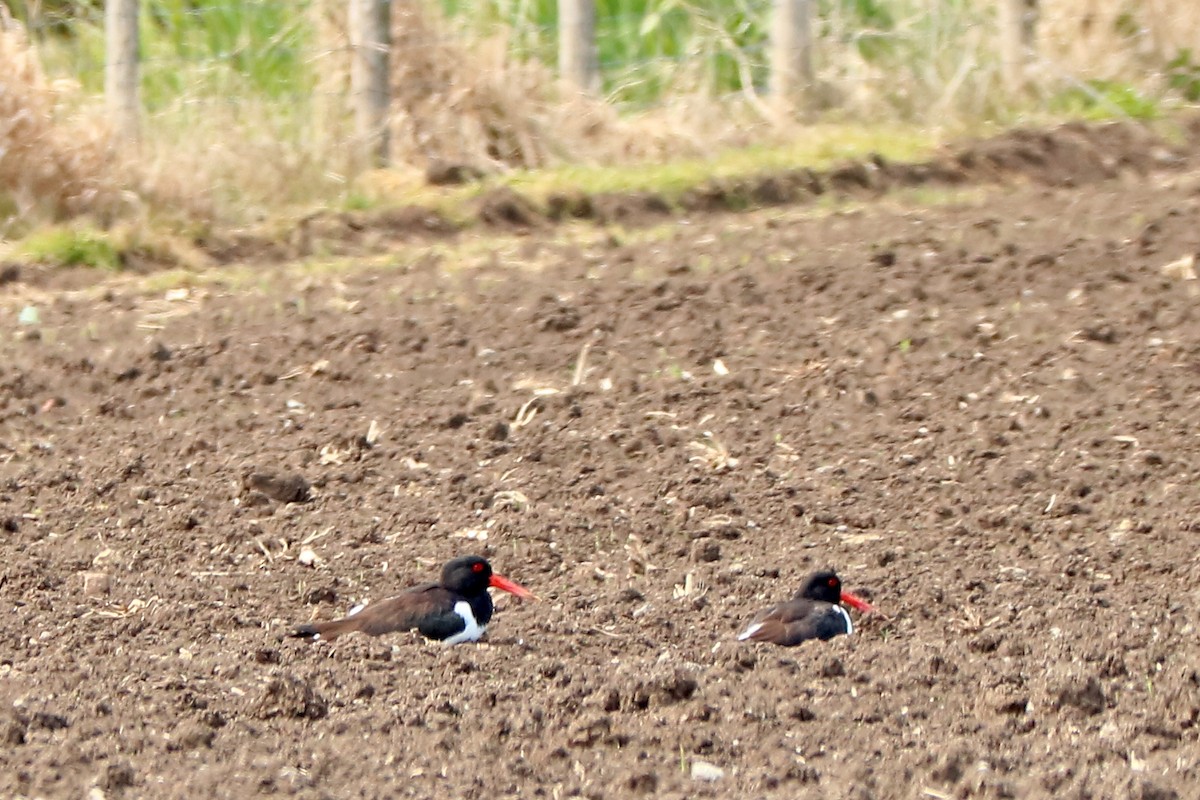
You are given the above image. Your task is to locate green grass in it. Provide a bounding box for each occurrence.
[348,122,940,212]
[516,124,936,197]
[34,0,314,108]
[436,0,927,106]
[1048,80,1165,121]
[19,225,122,270]
[25,0,1187,125]
[431,0,1002,111]
[10,220,216,272]
[440,0,771,105]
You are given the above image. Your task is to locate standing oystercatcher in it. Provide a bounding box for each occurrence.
[290,555,536,644]
[737,569,877,646]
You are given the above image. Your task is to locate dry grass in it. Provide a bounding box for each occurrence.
[5,1,364,233]
[386,0,646,170]
[127,0,360,225]
[805,2,1009,126]
[133,95,355,224]
[1038,0,1200,83]
[0,12,121,228]
[371,0,761,172]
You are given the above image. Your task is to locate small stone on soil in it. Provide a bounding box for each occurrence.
[690,760,725,781]
[81,572,111,597]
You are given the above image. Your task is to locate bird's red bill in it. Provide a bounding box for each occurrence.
[840,590,876,614]
[489,573,538,600]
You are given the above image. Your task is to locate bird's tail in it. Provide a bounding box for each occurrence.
[289,617,360,642]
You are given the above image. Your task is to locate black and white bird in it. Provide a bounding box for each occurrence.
[737,570,876,646]
[290,555,536,644]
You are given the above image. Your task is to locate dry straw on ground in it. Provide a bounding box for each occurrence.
[0,11,120,226]
[1038,0,1200,83]
[380,0,745,171]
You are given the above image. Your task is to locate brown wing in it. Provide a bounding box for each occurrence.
[291,583,455,641]
[737,599,850,647]
[353,585,459,636]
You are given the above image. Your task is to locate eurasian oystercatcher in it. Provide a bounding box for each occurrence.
[290,555,536,644]
[737,569,877,646]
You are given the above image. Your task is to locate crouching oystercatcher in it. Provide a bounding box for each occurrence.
[737,569,877,646]
[290,555,536,644]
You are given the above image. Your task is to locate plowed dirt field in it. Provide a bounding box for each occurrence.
[3,122,1199,799]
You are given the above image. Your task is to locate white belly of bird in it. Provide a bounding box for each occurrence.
[443,601,486,645]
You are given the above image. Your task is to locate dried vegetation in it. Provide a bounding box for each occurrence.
[0,11,120,227]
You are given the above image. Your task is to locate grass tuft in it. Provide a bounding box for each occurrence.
[20,224,122,270]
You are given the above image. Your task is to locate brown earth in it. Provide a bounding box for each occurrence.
[285,119,1197,265]
[3,122,1200,799]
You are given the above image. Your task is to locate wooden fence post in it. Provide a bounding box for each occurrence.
[350,0,391,166]
[558,0,599,93]
[769,0,814,114]
[104,0,140,141]
[998,0,1037,92]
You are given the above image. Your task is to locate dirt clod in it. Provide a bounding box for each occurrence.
[477,187,541,229]
[691,539,721,562]
[244,471,311,504]
[1057,676,1108,716]
[98,762,136,791]
[3,714,26,746]
[820,658,846,678]
[252,676,328,721]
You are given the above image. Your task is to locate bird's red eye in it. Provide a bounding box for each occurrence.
[472,562,485,573]
[827,577,838,587]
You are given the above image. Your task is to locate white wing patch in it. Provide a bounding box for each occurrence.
[835,604,854,636]
[443,601,486,645]
[737,621,764,641]
[347,602,367,617]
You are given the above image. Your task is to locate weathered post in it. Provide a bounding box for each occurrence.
[769,0,814,114]
[105,0,140,141]
[350,0,391,166]
[998,0,1037,92]
[558,0,599,93]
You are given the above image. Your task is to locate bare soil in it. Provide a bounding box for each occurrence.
[2,122,1200,799]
